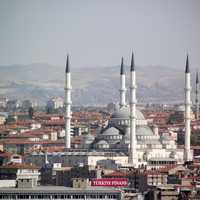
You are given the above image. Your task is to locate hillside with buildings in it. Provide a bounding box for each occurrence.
[0,63,195,105]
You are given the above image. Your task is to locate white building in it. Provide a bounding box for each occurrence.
[86,55,193,168]
[26,54,193,170]
[47,97,64,110]
[87,105,186,168]
[25,151,128,168]
[0,97,8,108]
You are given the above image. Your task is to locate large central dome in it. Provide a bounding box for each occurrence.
[111,106,145,120]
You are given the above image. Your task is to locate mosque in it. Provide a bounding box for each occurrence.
[26,53,193,169]
[81,55,193,168]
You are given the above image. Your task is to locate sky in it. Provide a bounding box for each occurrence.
[0,0,200,69]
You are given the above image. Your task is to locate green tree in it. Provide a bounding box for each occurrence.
[28,107,34,119]
[191,133,200,145]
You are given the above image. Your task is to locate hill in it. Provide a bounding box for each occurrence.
[0,64,196,105]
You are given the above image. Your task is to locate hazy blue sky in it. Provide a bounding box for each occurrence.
[0,0,200,69]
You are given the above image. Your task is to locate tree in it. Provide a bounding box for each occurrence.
[191,133,200,146]
[46,106,53,114]
[28,107,34,119]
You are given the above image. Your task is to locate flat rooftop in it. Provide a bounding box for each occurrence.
[0,186,122,194]
[31,151,127,156]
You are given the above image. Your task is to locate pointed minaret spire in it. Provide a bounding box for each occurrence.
[196,71,199,84]
[184,54,192,162]
[65,54,70,73]
[195,70,199,120]
[131,52,135,71]
[119,57,126,107]
[129,52,138,167]
[64,54,72,149]
[185,54,189,73]
[120,57,125,75]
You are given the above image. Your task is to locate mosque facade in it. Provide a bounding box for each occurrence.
[90,105,185,168]
[27,54,193,169]
[81,55,193,168]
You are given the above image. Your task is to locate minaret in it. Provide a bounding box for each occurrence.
[44,151,49,164]
[119,57,126,107]
[129,53,138,166]
[64,55,72,149]
[184,55,191,162]
[195,71,199,120]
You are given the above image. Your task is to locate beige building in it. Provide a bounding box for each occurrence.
[0,163,40,188]
[25,151,128,168]
[0,115,6,125]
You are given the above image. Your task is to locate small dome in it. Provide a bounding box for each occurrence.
[83,134,95,140]
[136,126,154,136]
[95,140,109,149]
[102,127,119,136]
[96,140,109,145]
[111,106,145,120]
[82,134,95,145]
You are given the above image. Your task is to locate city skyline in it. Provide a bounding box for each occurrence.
[0,1,200,198]
[0,0,200,69]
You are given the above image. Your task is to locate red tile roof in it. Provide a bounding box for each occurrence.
[0,151,14,158]
[105,171,129,177]
[0,163,39,169]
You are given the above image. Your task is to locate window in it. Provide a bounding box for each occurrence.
[98,195,105,199]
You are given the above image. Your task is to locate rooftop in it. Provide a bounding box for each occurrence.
[31,151,127,157]
[0,163,39,170]
[0,186,122,194]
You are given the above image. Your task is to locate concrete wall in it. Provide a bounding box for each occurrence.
[0,180,16,187]
[17,179,35,188]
